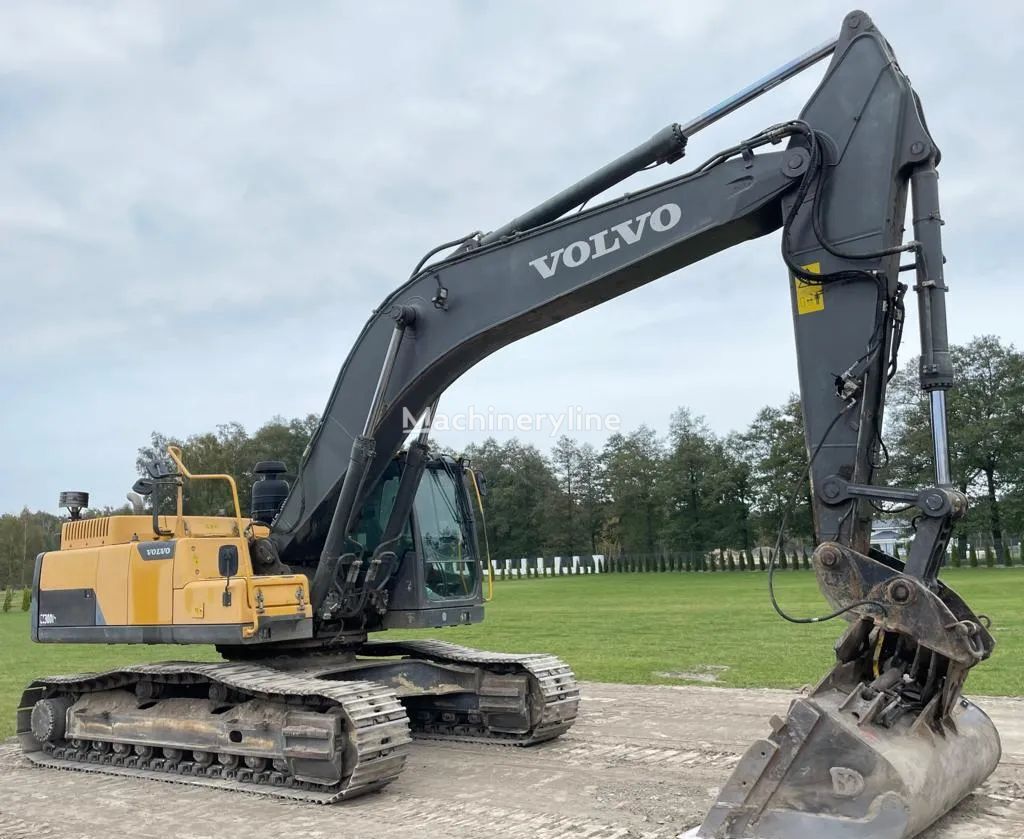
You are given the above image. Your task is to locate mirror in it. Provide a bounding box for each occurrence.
[146,458,175,480]
[218,545,239,578]
[132,478,154,496]
[473,468,488,498]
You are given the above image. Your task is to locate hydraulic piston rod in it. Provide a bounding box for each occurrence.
[481,38,837,245]
[677,37,837,136]
[930,390,952,486]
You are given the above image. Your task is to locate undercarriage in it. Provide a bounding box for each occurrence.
[18,640,580,802]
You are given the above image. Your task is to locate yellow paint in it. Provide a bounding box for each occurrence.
[176,579,250,624]
[95,548,129,624]
[40,549,98,590]
[61,515,242,550]
[39,523,311,635]
[249,577,310,610]
[794,261,825,314]
[128,543,174,624]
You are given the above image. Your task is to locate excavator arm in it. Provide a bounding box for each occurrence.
[264,12,998,837]
[274,9,944,598]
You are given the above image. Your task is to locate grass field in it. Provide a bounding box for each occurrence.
[2,568,1022,739]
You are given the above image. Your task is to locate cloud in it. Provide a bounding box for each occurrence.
[1,1,1021,511]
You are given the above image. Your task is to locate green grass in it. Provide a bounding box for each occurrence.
[0,621,219,739]
[389,569,1024,694]
[3,568,1022,738]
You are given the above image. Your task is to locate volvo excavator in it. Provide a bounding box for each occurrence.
[19,11,1002,838]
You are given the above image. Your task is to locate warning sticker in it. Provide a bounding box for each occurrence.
[794,262,824,315]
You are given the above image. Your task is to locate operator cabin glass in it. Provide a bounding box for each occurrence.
[347,461,479,601]
[414,467,480,601]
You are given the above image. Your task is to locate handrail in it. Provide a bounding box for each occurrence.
[467,467,494,602]
[166,445,245,532]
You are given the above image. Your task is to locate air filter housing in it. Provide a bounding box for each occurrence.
[251,461,288,525]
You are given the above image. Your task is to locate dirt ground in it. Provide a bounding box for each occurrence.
[1,682,1022,839]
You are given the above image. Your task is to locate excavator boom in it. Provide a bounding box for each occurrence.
[267,10,998,837]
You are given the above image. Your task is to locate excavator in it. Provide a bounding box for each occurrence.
[18,10,1001,838]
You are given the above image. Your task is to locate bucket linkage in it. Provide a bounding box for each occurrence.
[694,540,999,839]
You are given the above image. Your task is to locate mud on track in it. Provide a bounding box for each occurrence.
[2,682,1022,838]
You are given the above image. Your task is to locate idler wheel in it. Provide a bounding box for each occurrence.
[30,697,73,743]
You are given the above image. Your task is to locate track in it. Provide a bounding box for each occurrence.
[3,682,1022,839]
[17,661,411,803]
[362,639,580,744]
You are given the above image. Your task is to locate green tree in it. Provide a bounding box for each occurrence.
[601,427,665,553]
[575,443,606,554]
[742,397,812,545]
[551,436,588,557]
[462,438,560,560]
[0,510,62,591]
[659,410,720,552]
[888,337,1024,561]
[138,415,319,517]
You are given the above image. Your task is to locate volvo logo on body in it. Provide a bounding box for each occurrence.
[528,202,682,279]
[138,541,175,560]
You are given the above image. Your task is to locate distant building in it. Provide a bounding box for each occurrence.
[871,518,909,555]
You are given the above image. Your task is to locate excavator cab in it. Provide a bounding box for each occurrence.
[350,453,486,630]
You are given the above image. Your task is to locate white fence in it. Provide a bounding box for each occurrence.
[489,555,606,577]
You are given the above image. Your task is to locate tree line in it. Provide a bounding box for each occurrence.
[1,335,1021,588]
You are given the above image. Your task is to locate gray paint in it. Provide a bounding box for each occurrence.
[272,9,949,581]
[273,152,797,563]
[35,616,312,646]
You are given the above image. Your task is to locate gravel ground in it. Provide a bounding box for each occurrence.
[1,682,1021,838]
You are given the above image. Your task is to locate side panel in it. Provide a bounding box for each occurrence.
[36,546,131,628]
[128,543,175,625]
[33,534,313,645]
[96,550,129,624]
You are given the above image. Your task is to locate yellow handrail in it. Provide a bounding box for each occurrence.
[166,446,245,531]
[467,468,494,602]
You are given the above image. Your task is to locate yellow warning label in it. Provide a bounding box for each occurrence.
[794,262,824,315]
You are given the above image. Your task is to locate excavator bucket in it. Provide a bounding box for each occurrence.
[689,543,1002,838]
[691,687,999,838]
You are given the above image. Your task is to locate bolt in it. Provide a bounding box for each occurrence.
[910,141,925,155]
[823,482,840,500]
[787,154,804,170]
[818,547,840,568]
[924,493,943,512]
[890,581,911,603]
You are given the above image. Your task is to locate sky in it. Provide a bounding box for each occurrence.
[2,1,1021,514]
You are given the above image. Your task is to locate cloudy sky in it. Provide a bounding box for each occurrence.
[2,1,1021,513]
